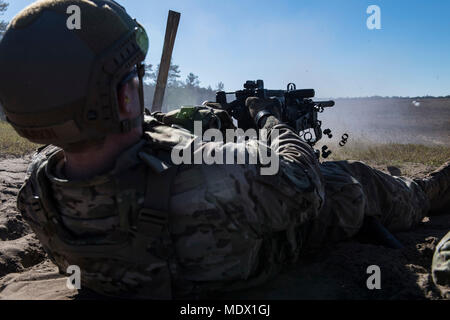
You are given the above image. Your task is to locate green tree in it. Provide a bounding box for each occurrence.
[185,72,200,88]
[167,64,182,87]
[152,63,182,88]
[216,81,225,91]
[143,63,156,83]
[0,1,8,37]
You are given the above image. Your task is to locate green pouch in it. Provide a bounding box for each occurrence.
[158,105,235,133]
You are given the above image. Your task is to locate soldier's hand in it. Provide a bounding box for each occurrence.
[245,97,282,129]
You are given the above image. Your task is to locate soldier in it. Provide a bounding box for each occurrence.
[0,0,448,299]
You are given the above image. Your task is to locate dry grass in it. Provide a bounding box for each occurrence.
[0,120,449,169]
[325,139,450,167]
[0,121,41,157]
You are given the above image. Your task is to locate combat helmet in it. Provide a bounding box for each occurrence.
[0,0,149,150]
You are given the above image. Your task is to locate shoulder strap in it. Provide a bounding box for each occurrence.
[138,165,178,236]
[133,163,178,299]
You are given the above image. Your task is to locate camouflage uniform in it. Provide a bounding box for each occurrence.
[303,160,429,249]
[432,231,450,298]
[16,115,432,298]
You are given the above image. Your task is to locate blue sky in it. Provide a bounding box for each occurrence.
[2,0,450,97]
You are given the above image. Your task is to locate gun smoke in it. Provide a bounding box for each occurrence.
[319,97,450,146]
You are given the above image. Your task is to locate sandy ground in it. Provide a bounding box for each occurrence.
[0,156,448,300]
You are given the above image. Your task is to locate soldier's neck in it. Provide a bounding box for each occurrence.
[63,129,142,180]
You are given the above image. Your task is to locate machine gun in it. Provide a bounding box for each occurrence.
[214,80,335,147]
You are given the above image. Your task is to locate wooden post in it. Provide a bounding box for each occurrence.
[151,10,181,112]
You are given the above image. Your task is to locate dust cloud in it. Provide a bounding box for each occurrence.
[318,98,450,146]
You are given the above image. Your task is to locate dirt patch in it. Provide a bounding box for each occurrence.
[0,156,33,241]
[0,156,448,300]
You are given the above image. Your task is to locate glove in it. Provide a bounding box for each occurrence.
[245,97,282,128]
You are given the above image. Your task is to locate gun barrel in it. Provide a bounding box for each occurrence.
[315,100,335,108]
[265,89,286,97]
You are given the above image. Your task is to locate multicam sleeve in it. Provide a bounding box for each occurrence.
[168,123,325,282]
[173,122,325,232]
[432,231,450,297]
[16,146,62,263]
[247,122,326,231]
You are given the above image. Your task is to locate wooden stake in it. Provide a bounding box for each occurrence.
[151,10,181,112]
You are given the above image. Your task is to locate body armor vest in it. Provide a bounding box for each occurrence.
[17,117,194,299]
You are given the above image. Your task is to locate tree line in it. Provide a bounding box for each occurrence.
[142,63,224,112]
